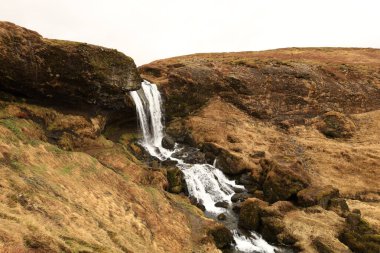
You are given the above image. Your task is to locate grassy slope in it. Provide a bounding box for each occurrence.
[0,98,219,253]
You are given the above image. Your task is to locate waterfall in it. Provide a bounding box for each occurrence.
[130,80,280,253]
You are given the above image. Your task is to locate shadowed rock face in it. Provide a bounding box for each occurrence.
[0,21,141,110]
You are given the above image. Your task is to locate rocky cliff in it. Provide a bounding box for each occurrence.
[140,48,380,253]
[0,22,221,253]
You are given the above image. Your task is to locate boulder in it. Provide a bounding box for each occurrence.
[0,21,141,110]
[162,135,175,149]
[238,198,268,230]
[209,224,234,249]
[317,111,356,138]
[215,201,229,209]
[297,185,339,208]
[261,159,311,203]
[171,146,206,164]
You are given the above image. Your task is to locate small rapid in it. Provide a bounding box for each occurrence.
[130,80,279,253]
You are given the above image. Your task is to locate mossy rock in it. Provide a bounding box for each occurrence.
[339,213,380,253]
[166,167,185,194]
[297,185,339,209]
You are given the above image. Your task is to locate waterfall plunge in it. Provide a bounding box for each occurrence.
[130,80,278,253]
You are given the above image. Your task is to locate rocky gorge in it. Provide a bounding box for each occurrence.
[0,21,379,253]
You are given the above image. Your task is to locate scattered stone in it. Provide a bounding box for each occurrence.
[297,185,339,208]
[215,201,229,209]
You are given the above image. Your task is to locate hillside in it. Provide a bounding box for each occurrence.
[0,22,221,253]
[140,48,380,253]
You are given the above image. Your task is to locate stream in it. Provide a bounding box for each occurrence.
[130,80,283,253]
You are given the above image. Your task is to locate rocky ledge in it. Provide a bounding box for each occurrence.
[140,48,380,253]
[0,21,141,110]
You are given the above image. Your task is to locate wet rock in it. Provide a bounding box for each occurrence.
[166,167,184,194]
[238,198,268,230]
[215,201,229,209]
[261,159,310,203]
[0,22,141,110]
[231,192,252,203]
[209,224,234,249]
[189,196,206,211]
[328,198,350,217]
[162,135,175,149]
[171,147,206,164]
[317,111,356,138]
[217,213,227,221]
[297,185,339,208]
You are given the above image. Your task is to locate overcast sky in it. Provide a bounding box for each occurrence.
[1,0,379,66]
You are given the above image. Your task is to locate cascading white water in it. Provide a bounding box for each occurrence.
[130,80,279,253]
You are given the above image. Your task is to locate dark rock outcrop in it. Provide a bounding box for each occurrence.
[0,21,141,110]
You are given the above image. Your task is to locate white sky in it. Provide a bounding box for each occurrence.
[1,0,379,66]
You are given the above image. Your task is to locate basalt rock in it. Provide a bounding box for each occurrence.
[0,21,141,110]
